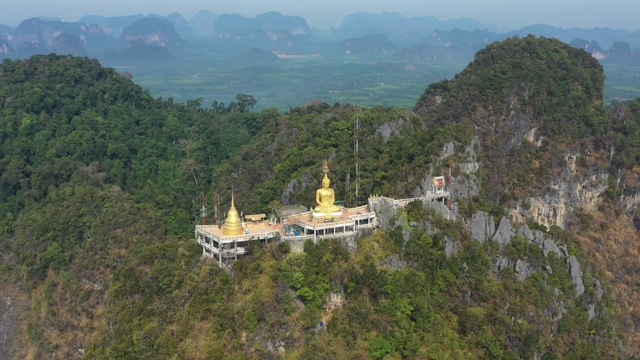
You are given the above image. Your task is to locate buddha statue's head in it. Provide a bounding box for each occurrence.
[322,174,330,189]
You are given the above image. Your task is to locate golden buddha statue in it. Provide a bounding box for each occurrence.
[314,160,341,217]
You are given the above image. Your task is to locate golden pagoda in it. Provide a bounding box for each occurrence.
[221,193,244,236]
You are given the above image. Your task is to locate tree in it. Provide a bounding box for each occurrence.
[235,93,257,113]
[180,158,201,187]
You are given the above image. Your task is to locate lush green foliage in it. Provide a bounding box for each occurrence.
[0,39,631,358]
[213,102,476,214]
[0,54,273,358]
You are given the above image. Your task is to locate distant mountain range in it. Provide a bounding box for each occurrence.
[1,11,640,65]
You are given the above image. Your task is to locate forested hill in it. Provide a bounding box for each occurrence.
[0,37,638,358]
[415,35,607,201]
[0,54,269,358]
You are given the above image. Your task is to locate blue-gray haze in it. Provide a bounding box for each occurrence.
[3,0,639,31]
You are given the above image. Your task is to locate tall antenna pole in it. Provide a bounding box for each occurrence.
[355,108,360,207]
[345,169,350,208]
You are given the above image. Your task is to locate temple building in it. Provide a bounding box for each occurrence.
[196,193,279,266]
[195,161,447,266]
[278,160,376,251]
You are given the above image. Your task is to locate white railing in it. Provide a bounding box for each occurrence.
[348,205,369,213]
[296,219,355,230]
[349,212,376,221]
[195,227,279,242]
[393,191,451,207]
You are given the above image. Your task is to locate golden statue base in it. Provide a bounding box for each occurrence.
[311,209,342,222]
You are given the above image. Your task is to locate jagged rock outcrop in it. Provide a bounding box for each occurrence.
[376,118,404,142]
[549,288,568,321]
[567,255,585,297]
[470,211,495,243]
[510,153,609,229]
[588,304,596,322]
[542,238,562,257]
[424,201,455,220]
[0,289,24,360]
[595,279,604,300]
[492,216,514,247]
[516,224,535,242]
[468,211,589,303]
[413,139,480,200]
[496,255,513,271]
[369,196,398,229]
[451,175,481,200]
[515,259,534,281]
[444,235,460,257]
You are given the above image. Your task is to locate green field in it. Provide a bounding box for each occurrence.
[602,63,640,104]
[116,50,640,111]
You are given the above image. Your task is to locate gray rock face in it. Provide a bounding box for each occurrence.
[595,279,603,300]
[413,176,433,197]
[376,118,404,142]
[401,228,411,244]
[567,255,585,297]
[516,224,535,241]
[470,211,495,243]
[442,141,455,158]
[587,304,596,322]
[370,196,397,229]
[509,157,609,230]
[0,294,21,360]
[425,201,455,220]
[459,139,480,174]
[515,259,534,281]
[542,238,562,258]
[451,174,481,199]
[548,288,568,321]
[492,216,515,246]
[559,244,569,257]
[496,255,513,271]
[533,230,546,245]
[444,235,460,258]
[386,255,408,270]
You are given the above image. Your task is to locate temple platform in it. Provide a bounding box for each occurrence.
[281,205,376,248]
[196,221,280,267]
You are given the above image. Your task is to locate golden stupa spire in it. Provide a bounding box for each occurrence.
[322,159,330,182]
[221,190,244,236]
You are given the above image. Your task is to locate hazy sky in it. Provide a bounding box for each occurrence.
[2,0,639,31]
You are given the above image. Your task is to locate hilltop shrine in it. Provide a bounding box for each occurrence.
[195,161,449,267]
